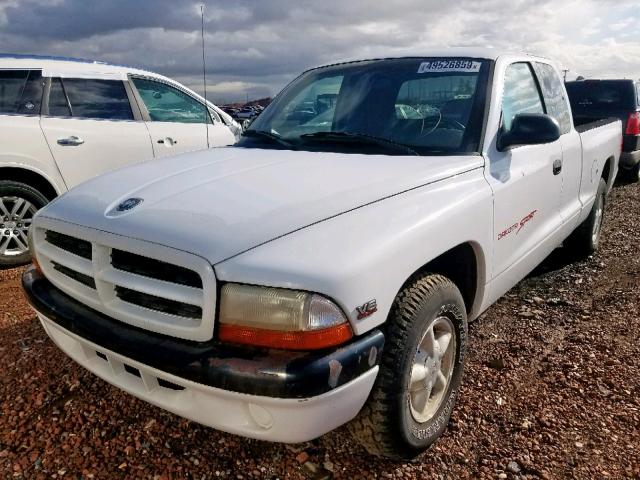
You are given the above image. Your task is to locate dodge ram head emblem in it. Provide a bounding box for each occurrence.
[116,197,143,212]
[356,299,378,319]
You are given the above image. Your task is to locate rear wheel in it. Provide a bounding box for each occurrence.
[564,177,607,259]
[0,180,49,267]
[626,162,640,183]
[348,273,467,459]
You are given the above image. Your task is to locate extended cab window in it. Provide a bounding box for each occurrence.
[60,79,133,120]
[0,70,43,115]
[132,78,211,124]
[502,63,544,131]
[532,63,572,134]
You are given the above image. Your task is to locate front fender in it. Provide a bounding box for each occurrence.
[215,169,493,335]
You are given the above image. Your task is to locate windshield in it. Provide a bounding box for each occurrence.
[240,57,491,155]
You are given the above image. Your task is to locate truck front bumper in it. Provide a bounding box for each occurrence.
[22,267,384,443]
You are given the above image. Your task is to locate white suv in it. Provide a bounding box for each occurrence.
[0,54,239,266]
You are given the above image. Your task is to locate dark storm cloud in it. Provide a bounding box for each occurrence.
[1,0,638,103]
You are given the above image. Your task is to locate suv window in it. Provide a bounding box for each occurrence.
[48,78,71,117]
[502,63,544,131]
[61,79,133,120]
[132,78,211,124]
[532,63,572,134]
[0,70,43,115]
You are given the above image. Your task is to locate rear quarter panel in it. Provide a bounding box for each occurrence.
[577,120,621,209]
[215,166,494,335]
[0,114,66,193]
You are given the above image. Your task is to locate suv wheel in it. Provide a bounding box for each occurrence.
[348,273,467,459]
[0,180,49,267]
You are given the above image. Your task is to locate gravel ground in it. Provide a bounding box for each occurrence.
[1,180,639,479]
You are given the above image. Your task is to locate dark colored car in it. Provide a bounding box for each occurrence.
[566,79,640,181]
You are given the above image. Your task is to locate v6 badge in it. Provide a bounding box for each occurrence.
[356,299,378,320]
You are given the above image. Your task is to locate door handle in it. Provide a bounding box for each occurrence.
[157,137,177,146]
[57,135,84,146]
[552,159,563,175]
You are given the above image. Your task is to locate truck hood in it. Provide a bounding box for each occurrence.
[40,147,483,264]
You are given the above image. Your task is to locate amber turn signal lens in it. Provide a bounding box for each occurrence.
[31,256,43,275]
[218,323,353,350]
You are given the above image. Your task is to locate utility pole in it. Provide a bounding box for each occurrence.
[562,69,569,82]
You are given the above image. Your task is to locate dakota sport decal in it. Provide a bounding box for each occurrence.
[498,210,538,240]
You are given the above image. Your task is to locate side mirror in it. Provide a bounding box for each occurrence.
[497,113,561,151]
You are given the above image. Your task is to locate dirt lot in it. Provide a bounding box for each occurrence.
[1,181,639,479]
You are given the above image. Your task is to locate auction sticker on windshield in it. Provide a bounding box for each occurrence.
[418,60,482,73]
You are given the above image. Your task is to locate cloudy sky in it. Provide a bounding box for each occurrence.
[1,0,638,103]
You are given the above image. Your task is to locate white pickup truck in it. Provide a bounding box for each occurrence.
[23,49,621,459]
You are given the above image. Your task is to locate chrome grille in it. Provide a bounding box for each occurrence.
[33,224,216,342]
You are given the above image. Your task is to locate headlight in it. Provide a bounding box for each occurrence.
[218,284,353,350]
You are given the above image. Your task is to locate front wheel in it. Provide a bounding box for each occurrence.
[0,180,49,267]
[564,177,607,259]
[348,273,467,459]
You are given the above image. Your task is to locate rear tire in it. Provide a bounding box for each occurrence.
[625,162,640,183]
[564,177,607,259]
[0,180,49,267]
[348,273,467,459]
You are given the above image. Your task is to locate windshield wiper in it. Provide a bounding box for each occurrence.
[242,129,295,149]
[299,131,420,156]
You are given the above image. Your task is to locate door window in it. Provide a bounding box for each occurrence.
[61,79,133,120]
[132,78,211,124]
[502,63,544,131]
[48,78,71,117]
[532,63,572,134]
[0,70,43,115]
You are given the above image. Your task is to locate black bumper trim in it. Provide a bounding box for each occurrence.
[620,150,640,169]
[22,267,384,399]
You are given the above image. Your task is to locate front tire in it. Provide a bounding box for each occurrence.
[0,180,49,267]
[348,273,467,459]
[564,177,607,259]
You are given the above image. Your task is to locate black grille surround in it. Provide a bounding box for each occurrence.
[45,230,92,260]
[115,285,202,319]
[111,249,202,289]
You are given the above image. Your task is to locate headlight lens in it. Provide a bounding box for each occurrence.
[218,284,352,350]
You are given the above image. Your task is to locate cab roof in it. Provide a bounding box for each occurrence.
[315,47,550,70]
